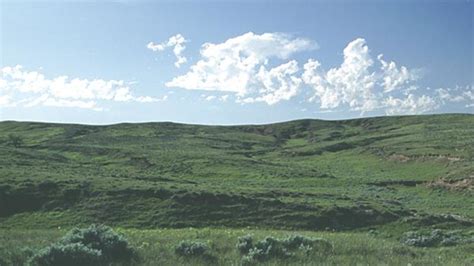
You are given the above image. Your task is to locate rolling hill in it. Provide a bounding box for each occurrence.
[0,114,473,265]
[1,113,472,229]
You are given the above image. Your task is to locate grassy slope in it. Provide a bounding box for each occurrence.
[1,228,473,265]
[0,114,473,264]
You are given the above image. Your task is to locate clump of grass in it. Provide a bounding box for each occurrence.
[238,234,333,265]
[174,240,217,264]
[236,234,253,254]
[283,235,333,253]
[30,224,137,266]
[401,229,473,247]
[174,240,209,257]
[30,243,102,266]
[0,247,35,266]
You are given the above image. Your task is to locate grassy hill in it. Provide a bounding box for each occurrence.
[0,114,473,265]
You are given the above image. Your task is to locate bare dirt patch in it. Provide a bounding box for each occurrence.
[427,177,473,192]
[388,154,410,163]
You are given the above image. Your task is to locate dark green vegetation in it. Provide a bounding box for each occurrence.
[0,114,473,264]
[29,224,136,266]
[1,228,473,265]
[237,234,333,264]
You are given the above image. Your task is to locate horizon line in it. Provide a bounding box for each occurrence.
[1,113,472,128]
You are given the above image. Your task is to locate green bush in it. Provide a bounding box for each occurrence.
[0,247,35,266]
[174,240,209,257]
[243,247,274,265]
[58,224,136,262]
[30,224,136,266]
[6,134,24,148]
[236,235,253,254]
[30,243,102,266]
[254,236,293,259]
[238,234,332,264]
[401,229,472,247]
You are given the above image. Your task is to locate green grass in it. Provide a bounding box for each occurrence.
[0,114,473,264]
[1,228,473,265]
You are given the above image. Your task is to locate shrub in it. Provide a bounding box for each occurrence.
[30,224,136,266]
[237,234,332,264]
[58,224,136,263]
[391,246,417,258]
[30,243,102,266]
[6,134,24,148]
[237,235,253,254]
[283,234,314,249]
[174,240,209,257]
[254,236,293,259]
[283,235,333,252]
[298,243,313,255]
[241,253,256,266]
[241,247,277,265]
[284,235,333,255]
[307,237,334,254]
[0,246,35,266]
[401,229,472,247]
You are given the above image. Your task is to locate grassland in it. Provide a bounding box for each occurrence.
[0,114,473,265]
[1,228,473,265]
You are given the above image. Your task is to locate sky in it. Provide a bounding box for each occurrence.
[0,0,473,125]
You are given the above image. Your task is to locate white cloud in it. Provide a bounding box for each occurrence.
[436,88,464,103]
[0,94,13,107]
[464,93,474,109]
[302,38,378,112]
[166,32,317,103]
[164,35,445,112]
[462,86,474,107]
[378,54,420,92]
[219,95,229,102]
[464,90,474,101]
[246,60,302,105]
[147,34,188,68]
[204,95,216,101]
[302,38,425,113]
[23,94,102,111]
[161,34,472,114]
[403,85,418,95]
[0,65,158,110]
[435,85,474,108]
[383,94,438,115]
[158,95,169,102]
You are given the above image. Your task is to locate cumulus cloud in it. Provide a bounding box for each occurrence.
[464,90,474,101]
[0,94,13,107]
[383,94,438,115]
[378,54,420,92]
[166,32,317,104]
[302,38,429,114]
[23,94,103,111]
[245,60,302,105]
[380,85,473,115]
[147,34,188,68]
[160,33,473,115]
[165,35,429,112]
[436,88,465,103]
[302,39,379,111]
[0,65,158,110]
[162,34,450,113]
[204,95,216,101]
[464,89,474,108]
[301,39,474,115]
[220,95,229,102]
[435,85,474,108]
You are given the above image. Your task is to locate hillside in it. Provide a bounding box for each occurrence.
[1,113,472,232]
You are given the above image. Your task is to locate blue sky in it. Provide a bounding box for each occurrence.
[0,0,472,124]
